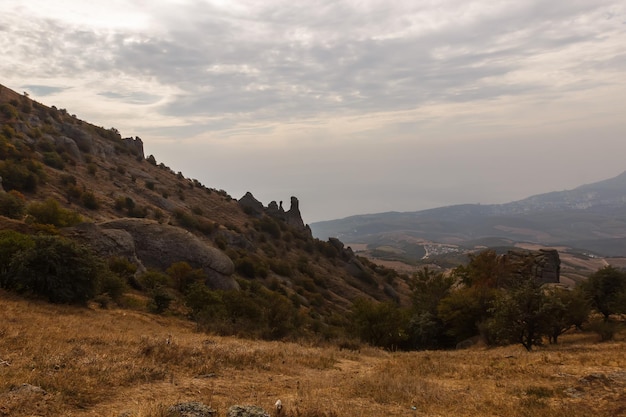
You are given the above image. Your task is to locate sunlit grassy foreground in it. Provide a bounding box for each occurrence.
[1,290,624,417]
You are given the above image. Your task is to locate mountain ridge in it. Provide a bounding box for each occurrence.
[310,170,626,257]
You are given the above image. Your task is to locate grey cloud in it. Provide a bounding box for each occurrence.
[22,84,69,96]
[98,91,162,105]
[5,0,622,129]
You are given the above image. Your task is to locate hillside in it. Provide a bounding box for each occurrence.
[0,83,409,338]
[2,290,626,417]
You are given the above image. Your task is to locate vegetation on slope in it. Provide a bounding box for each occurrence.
[1,290,626,417]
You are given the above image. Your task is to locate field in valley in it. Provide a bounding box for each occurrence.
[1,290,625,417]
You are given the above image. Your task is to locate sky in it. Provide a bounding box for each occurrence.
[2,0,626,223]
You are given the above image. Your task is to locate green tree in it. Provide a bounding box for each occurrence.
[0,230,35,288]
[581,266,626,320]
[351,298,409,349]
[166,261,206,293]
[7,235,102,304]
[408,267,455,349]
[543,287,590,343]
[453,249,510,288]
[487,277,549,351]
[438,286,497,344]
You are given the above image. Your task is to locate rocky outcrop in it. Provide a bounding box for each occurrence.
[238,192,311,236]
[238,192,265,216]
[67,219,237,290]
[122,136,145,159]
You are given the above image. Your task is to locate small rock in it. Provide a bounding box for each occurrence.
[227,405,270,417]
[167,401,216,417]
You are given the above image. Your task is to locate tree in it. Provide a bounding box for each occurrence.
[408,267,456,349]
[453,249,510,288]
[7,235,102,304]
[542,287,590,343]
[438,286,497,344]
[581,266,626,320]
[0,230,34,288]
[351,298,409,349]
[166,261,206,293]
[487,277,549,351]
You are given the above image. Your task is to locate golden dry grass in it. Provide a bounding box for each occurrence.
[1,289,625,417]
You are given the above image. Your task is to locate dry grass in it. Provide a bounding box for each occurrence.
[1,290,625,417]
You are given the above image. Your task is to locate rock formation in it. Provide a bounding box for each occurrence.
[238,192,311,236]
[66,219,237,290]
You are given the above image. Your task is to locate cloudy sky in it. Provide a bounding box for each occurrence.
[2,1,625,223]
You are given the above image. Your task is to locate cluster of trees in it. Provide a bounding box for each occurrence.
[0,231,108,303]
[351,250,626,351]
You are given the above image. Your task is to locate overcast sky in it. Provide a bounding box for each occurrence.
[2,1,625,223]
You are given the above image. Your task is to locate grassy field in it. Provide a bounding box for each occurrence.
[1,290,625,417]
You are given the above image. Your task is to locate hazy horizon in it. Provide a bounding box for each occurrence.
[3,1,625,223]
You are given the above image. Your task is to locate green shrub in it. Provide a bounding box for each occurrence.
[99,271,127,302]
[0,190,26,219]
[43,151,65,169]
[166,261,206,293]
[60,174,77,186]
[235,257,257,278]
[81,191,99,210]
[0,230,35,287]
[150,287,174,314]
[138,270,172,290]
[5,235,102,304]
[0,103,18,119]
[588,319,618,341]
[0,159,40,192]
[26,198,82,227]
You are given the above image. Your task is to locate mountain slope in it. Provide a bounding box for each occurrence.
[0,83,408,338]
[311,172,626,257]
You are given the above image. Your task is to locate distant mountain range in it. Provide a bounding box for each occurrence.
[310,171,626,257]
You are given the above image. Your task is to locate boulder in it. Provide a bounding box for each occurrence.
[53,135,83,161]
[226,405,270,417]
[68,219,237,290]
[168,402,216,417]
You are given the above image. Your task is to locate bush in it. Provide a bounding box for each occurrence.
[0,230,35,287]
[5,235,102,304]
[81,191,99,210]
[588,319,618,342]
[99,271,127,302]
[0,159,40,192]
[150,287,174,314]
[166,261,206,293]
[42,151,65,169]
[138,270,172,290]
[0,190,26,219]
[26,198,82,227]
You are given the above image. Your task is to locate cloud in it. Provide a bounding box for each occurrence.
[2,0,625,221]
